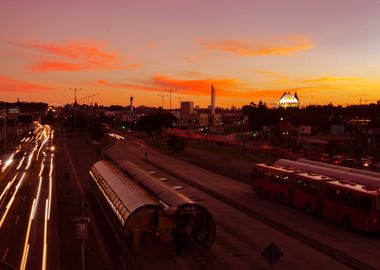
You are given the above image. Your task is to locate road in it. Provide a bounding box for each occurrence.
[55,132,121,270]
[0,124,59,270]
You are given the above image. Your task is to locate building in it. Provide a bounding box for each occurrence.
[278,92,300,108]
[180,101,194,115]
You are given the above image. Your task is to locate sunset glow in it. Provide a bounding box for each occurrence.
[1,0,380,107]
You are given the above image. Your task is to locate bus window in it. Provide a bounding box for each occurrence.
[360,196,371,212]
[326,187,336,200]
[342,191,353,207]
[296,179,316,194]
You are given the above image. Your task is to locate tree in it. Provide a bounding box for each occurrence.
[137,112,178,143]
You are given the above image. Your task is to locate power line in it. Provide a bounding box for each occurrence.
[175,96,184,108]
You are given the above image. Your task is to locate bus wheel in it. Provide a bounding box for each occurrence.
[342,216,351,231]
[304,203,312,215]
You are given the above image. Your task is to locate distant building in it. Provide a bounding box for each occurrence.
[278,92,300,108]
[180,101,194,115]
[211,84,215,115]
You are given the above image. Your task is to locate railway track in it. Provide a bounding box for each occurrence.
[145,158,377,270]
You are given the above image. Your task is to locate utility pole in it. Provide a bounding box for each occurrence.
[157,94,168,108]
[166,89,177,110]
[2,110,6,152]
[69,88,83,135]
[175,96,184,109]
[74,201,90,270]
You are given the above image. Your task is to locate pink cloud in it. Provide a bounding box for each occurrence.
[21,41,139,71]
[201,35,314,56]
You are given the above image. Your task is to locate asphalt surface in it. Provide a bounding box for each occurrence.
[0,125,59,270]
[56,132,121,270]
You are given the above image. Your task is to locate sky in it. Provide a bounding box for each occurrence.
[1,0,380,108]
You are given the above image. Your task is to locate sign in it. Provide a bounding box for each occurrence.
[8,108,20,114]
[75,222,88,240]
[261,242,283,267]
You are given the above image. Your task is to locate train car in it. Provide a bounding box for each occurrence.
[251,162,380,231]
[116,160,216,250]
[89,161,173,253]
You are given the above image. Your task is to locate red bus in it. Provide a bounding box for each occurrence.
[251,163,296,203]
[251,163,380,231]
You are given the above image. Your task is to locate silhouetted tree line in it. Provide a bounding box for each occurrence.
[242,102,380,133]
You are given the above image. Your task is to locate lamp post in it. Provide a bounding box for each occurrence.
[73,201,90,270]
[2,111,6,152]
[157,94,168,108]
[166,89,177,110]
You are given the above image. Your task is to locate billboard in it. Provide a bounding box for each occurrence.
[298,125,312,135]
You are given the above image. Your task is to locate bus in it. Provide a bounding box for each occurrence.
[251,162,380,231]
[275,159,380,188]
[297,158,380,179]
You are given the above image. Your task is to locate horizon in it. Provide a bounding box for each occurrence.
[1,0,380,107]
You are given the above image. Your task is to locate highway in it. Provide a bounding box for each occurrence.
[0,124,58,270]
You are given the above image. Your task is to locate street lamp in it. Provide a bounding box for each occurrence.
[157,94,168,108]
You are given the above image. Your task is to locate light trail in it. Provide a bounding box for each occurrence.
[20,199,35,270]
[31,177,43,220]
[37,136,48,160]
[1,154,15,173]
[25,152,34,170]
[16,156,25,170]
[108,132,125,140]
[39,162,45,177]
[42,199,48,270]
[48,153,54,219]
[0,172,26,228]
[0,174,17,202]
[48,177,52,220]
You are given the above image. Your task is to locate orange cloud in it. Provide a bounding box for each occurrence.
[201,35,314,56]
[89,75,241,96]
[21,41,138,71]
[253,69,290,84]
[0,75,52,92]
[299,77,362,83]
[150,75,242,96]
[90,75,310,100]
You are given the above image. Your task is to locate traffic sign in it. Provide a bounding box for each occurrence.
[9,108,20,114]
[261,242,284,267]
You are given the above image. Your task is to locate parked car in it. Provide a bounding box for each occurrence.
[341,158,356,168]
[360,156,376,167]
